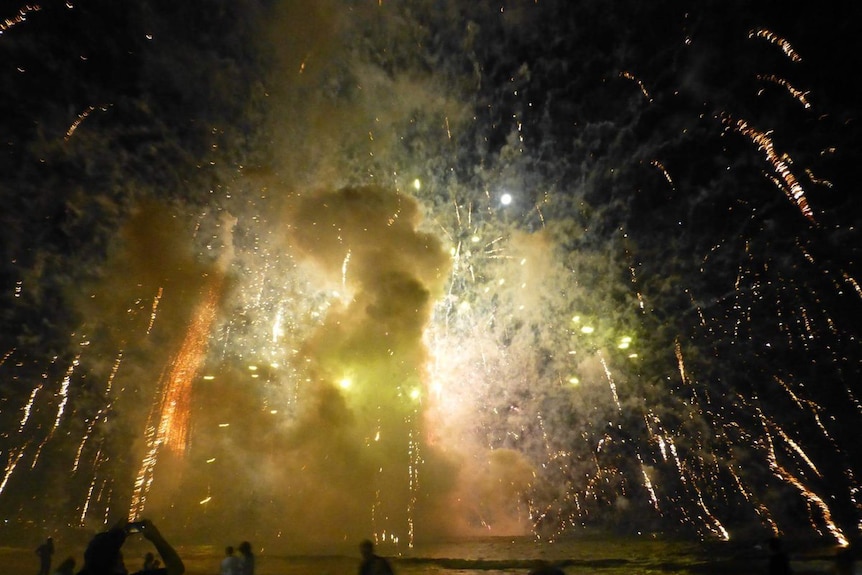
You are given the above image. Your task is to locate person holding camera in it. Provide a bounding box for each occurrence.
[76,519,184,575]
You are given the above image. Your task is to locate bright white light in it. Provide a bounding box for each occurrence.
[581,326,595,334]
[339,377,352,390]
[413,178,421,190]
[500,193,513,205]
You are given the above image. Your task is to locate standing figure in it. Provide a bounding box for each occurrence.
[36,537,55,575]
[220,546,240,575]
[358,540,394,575]
[237,541,255,575]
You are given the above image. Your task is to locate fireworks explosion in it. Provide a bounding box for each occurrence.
[1,0,861,551]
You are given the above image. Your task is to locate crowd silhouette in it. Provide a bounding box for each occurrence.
[37,525,858,575]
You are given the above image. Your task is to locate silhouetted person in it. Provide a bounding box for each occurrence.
[237,541,254,575]
[768,537,792,575]
[220,546,240,575]
[76,519,184,575]
[36,537,55,575]
[359,540,394,575]
[52,557,75,575]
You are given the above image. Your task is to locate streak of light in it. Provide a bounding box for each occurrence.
[129,276,223,518]
[773,376,833,442]
[0,444,29,495]
[804,168,833,188]
[749,28,803,62]
[620,71,653,102]
[723,115,815,222]
[162,280,223,454]
[342,249,351,292]
[843,273,862,299]
[773,425,821,478]
[760,411,848,546]
[18,385,41,432]
[727,462,778,534]
[80,444,103,524]
[597,353,621,411]
[64,105,96,141]
[52,355,78,431]
[695,491,730,541]
[637,454,660,512]
[73,352,123,472]
[651,160,675,189]
[674,340,687,385]
[32,354,80,470]
[147,287,163,334]
[630,267,645,310]
[757,74,811,108]
[407,411,418,548]
[0,3,41,35]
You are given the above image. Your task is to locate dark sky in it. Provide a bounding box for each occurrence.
[1,0,861,550]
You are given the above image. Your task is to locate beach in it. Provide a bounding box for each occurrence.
[0,535,845,575]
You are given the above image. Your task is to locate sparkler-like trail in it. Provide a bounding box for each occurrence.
[1,0,861,549]
[129,277,224,520]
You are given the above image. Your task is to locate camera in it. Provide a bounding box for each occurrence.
[126,521,146,534]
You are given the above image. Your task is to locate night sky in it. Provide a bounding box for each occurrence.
[1,0,861,551]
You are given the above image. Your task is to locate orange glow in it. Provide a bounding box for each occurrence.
[129,275,223,519]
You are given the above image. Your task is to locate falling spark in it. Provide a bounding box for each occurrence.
[638,455,660,512]
[674,340,687,385]
[65,105,96,141]
[80,445,104,524]
[18,385,41,432]
[804,168,833,188]
[598,353,621,411]
[757,74,811,109]
[843,273,862,299]
[651,160,675,189]
[620,71,653,102]
[73,352,123,472]
[695,492,730,541]
[0,3,41,35]
[760,412,848,546]
[723,115,815,222]
[147,287,163,334]
[749,28,803,62]
[0,445,29,495]
[342,249,351,292]
[31,355,80,470]
[130,276,223,518]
